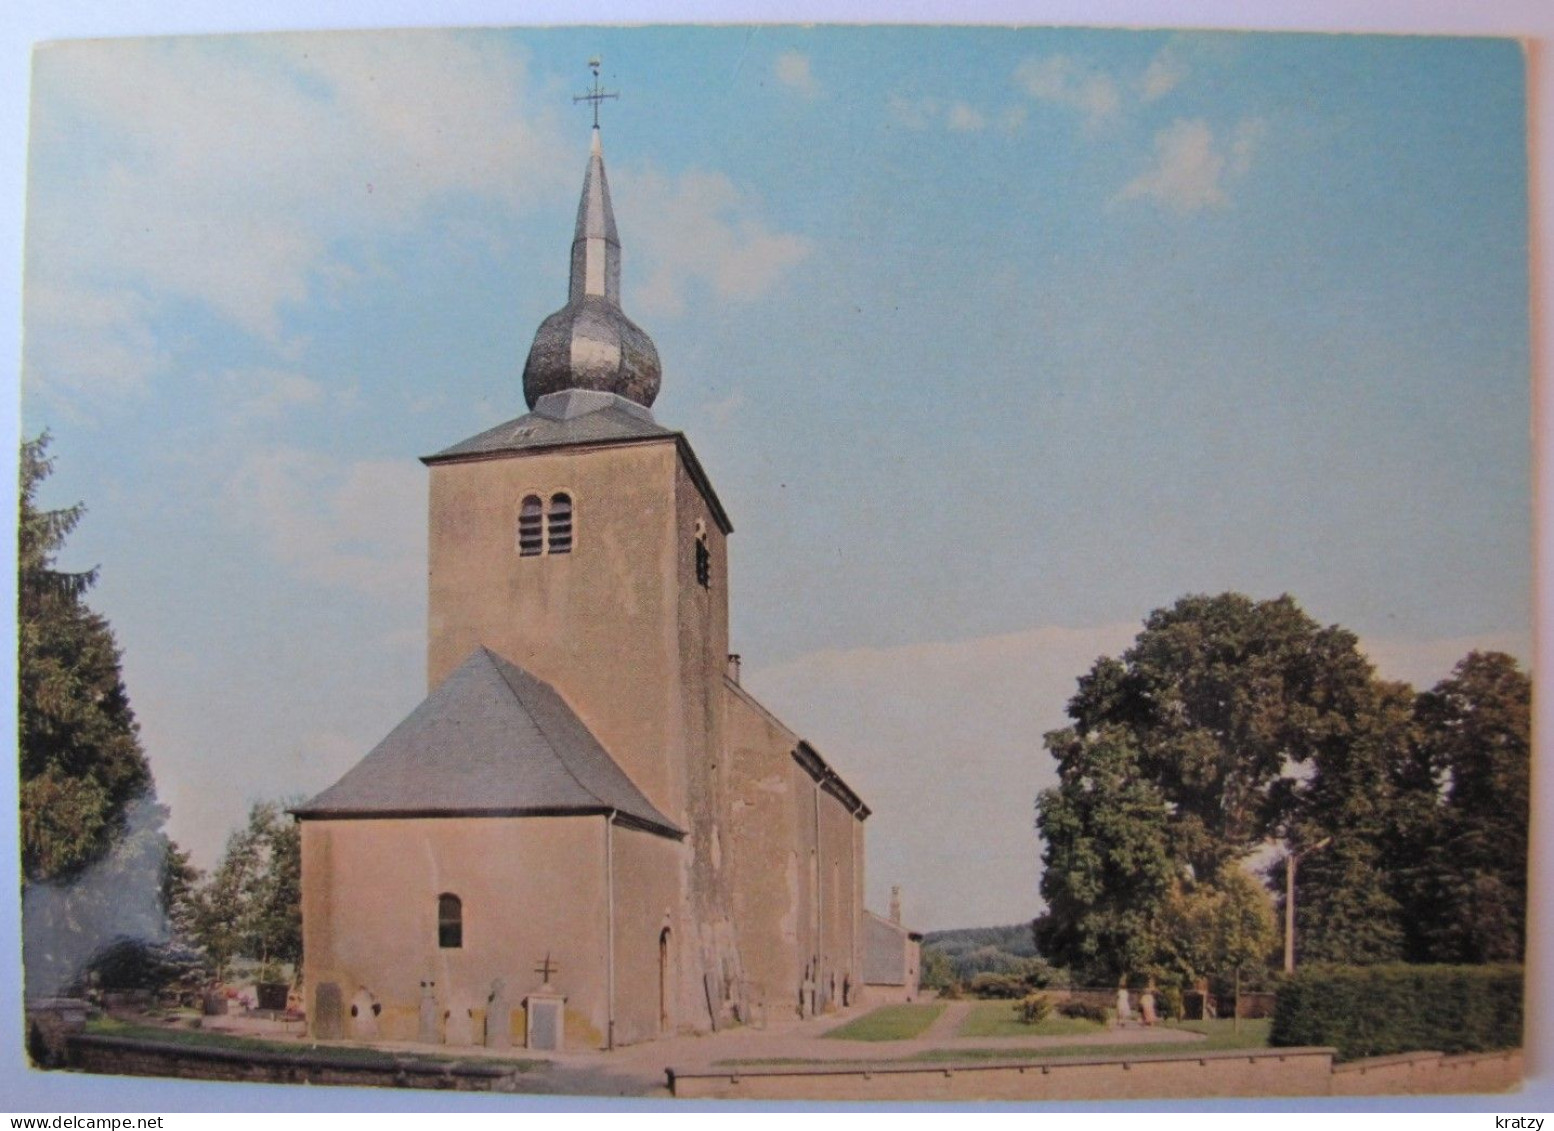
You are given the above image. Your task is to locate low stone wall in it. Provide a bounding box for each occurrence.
[1330,1049,1522,1096]
[670,1044,1524,1102]
[670,1047,1338,1102]
[67,1034,516,1092]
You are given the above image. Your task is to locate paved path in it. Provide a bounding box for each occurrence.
[920,1000,970,1041]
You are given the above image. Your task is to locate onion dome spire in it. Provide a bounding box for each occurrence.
[522,69,661,411]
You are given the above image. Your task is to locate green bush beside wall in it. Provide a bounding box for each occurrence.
[1270,965,1522,1061]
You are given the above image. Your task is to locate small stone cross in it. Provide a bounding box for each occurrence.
[535,952,559,984]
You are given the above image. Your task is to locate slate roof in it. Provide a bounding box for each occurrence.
[422,389,734,535]
[293,646,683,838]
[425,389,671,462]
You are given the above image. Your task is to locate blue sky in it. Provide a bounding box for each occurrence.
[17,25,1532,935]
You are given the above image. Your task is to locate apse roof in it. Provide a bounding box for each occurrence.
[293,646,682,838]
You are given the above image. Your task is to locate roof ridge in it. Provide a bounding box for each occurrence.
[483,648,613,811]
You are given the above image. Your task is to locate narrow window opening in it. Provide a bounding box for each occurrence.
[548,493,573,555]
[438,893,463,949]
[695,537,711,589]
[518,496,543,557]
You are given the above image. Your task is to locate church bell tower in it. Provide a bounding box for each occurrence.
[421,108,732,836]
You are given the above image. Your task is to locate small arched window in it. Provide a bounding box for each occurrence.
[438,893,463,949]
[518,496,543,557]
[547,493,573,555]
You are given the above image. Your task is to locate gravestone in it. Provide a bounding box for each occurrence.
[314,982,344,1039]
[417,980,440,1044]
[525,989,565,1050]
[348,987,379,1039]
[444,996,475,1046]
[485,979,512,1050]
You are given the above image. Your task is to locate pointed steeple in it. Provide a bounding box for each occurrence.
[570,127,621,305]
[522,123,661,410]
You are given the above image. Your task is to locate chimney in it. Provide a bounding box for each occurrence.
[889,885,902,925]
[727,653,742,685]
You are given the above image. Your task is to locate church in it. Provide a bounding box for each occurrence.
[293,110,915,1050]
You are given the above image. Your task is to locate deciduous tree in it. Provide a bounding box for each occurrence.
[1034,726,1177,983]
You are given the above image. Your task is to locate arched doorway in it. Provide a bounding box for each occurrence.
[658,927,672,1034]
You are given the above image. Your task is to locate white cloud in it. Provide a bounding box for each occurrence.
[24,32,568,404]
[228,367,326,419]
[774,51,820,98]
[947,102,987,132]
[1118,118,1226,212]
[1115,116,1265,215]
[1140,48,1189,102]
[619,167,813,318]
[1013,55,1123,124]
[888,94,1011,134]
[21,279,169,407]
[224,447,425,601]
[744,621,1139,929]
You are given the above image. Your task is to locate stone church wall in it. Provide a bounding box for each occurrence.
[301,815,610,1048]
[723,682,866,1021]
[608,823,687,1045]
[724,683,806,1021]
[426,441,686,821]
[669,452,745,1034]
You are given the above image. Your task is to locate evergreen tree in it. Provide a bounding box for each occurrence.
[1408,652,1530,963]
[19,434,153,882]
[18,435,198,996]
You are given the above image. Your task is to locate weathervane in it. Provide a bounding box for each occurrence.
[573,57,619,129]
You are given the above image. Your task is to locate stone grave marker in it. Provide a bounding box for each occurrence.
[314,982,344,1039]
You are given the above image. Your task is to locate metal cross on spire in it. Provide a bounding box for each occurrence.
[573,57,618,129]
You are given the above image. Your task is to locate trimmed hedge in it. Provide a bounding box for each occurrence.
[1270,965,1523,1061]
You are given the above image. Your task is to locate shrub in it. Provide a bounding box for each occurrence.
[1057,1000,1108,1024]
[77,937,210,1000]
[1158,984,1184,1021]
[1019,993,1052,1025]
[1270,965,1523,1062]
[968,972,1027,999]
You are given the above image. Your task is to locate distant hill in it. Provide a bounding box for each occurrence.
[922,922,1046,983]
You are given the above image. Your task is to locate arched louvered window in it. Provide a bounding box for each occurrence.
[548,493,573,555]
[438,893,463,949]
[518,495,543,556]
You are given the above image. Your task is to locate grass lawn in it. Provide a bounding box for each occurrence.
[84,1016,544,1071]
[957,1002,1110,1039]
[822,1003,945,1041]
[1163,1017,1272,1050]
[919,1016,1273,1062]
